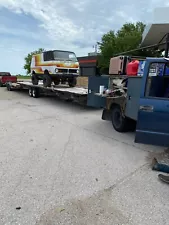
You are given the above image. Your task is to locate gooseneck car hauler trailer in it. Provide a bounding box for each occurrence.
[102,24,169,147]
[6,75,111,108]
[7,81,88,105]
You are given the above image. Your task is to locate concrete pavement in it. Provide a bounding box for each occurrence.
[0,87,168,225]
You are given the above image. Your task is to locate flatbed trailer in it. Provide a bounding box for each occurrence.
[6,76,126,108]
[6,81,88,105]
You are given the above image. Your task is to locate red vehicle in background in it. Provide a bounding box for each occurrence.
[0,72,17,86]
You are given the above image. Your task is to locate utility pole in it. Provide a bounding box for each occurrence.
[93,44,98,53]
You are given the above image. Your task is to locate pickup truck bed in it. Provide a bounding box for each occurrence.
[0,72,17,86]
[102,76,142,132]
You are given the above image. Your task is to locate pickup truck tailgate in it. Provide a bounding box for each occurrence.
[0,76,17,84]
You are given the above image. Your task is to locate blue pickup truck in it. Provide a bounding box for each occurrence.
[102,57,169,147]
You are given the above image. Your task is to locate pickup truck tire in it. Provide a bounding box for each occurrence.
[43,74,52,87]
[6,83,12,91]
[68,77,77,87]
[128,119,136,131]
[111,105,129,132]
[32,74,39,85]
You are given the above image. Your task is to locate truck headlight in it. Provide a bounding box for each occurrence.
[77,69,79,74]
[55,68,58,73]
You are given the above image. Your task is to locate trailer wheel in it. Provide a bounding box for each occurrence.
[68,77,77,87]
[43,74,52,87]
[111,105,129,132]
[32,88,40,98]
[32,74,39,85]
[28,88,33,97]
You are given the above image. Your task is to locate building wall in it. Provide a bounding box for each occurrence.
[77,55,100,76]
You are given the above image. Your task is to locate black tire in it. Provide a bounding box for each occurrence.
[32,88,40,98]
[32,74,39,85]
[28,88,33,97]
[43,73,52,87]
[68,77,77,87]
[54,79,60,85]
[128,119,136,131]
[111,105,129,132]
[0,81,3,87]
[6,83,12,91]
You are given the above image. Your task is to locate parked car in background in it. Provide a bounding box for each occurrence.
[0,72,17,86]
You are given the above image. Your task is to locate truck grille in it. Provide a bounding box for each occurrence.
[58,69,68,73]
[69,69,77,73]
[57,69,77,73]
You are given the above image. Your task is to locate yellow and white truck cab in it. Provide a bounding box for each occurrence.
[30,50,79,87]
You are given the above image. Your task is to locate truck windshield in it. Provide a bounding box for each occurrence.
[53,51,77,62]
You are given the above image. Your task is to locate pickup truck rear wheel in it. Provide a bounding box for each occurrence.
[111,105,129,132]
[6,83,12,91]
[32,74,39,85]
[68,77,77,87]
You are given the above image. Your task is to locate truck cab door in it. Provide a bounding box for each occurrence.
[135,58,169,146]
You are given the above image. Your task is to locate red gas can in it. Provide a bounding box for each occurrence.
[126,60,139,76]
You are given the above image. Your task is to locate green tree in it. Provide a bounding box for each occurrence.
[98,22,161,73]
[24,48,44,74]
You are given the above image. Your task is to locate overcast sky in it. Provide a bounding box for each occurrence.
[0,0,169,74]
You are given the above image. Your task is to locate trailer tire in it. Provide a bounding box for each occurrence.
[111,105,129,132]
[0,81,3,87]
[68,77,77,87]
[32,88,40,98]
[43,73,52,87]
[32,74,39,85]
[28,88,33,97]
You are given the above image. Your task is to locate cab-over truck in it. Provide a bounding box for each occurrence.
[102,57,169,147]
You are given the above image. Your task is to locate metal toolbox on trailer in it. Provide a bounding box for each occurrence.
[109,56,131,75]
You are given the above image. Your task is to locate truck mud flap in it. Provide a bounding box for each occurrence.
[102,109,111,121]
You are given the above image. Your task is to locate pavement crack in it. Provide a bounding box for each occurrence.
[105,163,149,192]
